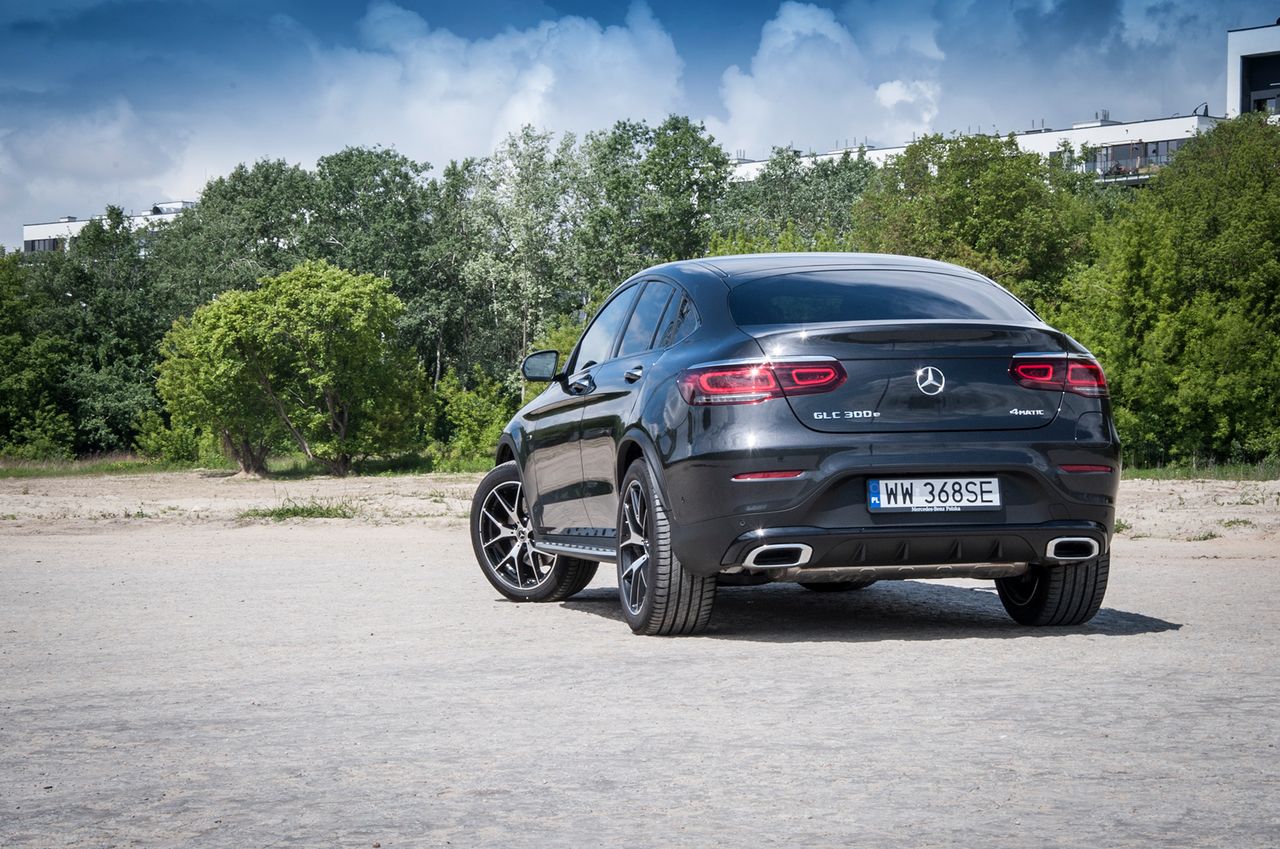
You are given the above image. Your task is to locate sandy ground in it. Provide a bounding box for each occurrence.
[1,473,1278,847]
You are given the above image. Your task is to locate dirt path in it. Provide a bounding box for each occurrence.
[1,475,1278,847]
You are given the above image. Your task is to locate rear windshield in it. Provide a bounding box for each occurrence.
[728,270,1036,326]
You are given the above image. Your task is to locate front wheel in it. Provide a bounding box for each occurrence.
[470,462,597,602]
[616,458,716,635]
[995,554,1109,626]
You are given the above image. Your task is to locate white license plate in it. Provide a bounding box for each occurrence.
[868,477,1001,513]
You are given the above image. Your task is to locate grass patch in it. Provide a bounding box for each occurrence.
[238,498,359,521]
[1124,460,1280,481]
[0,453,231,479]
[1221,518,1254,528]
[425,455,493,473]
[264,452,490,479]
[1187,530,1221,541]
[0,450,490,480]
[1114,518,1132,533]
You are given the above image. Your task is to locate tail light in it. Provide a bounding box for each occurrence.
[678,360,847,405]
[1010,355,1108,397]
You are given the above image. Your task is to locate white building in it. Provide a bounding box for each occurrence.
[733,19,1280,185]
[1226,19,1280,118]
[732,112,1220,187]
[21,201,195,253]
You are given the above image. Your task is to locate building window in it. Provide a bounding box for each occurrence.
[22,238,64,253]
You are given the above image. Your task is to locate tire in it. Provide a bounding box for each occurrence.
[995,553,1109,626]
[470,462,597,602]
[798,580,877,592]
[616,458,716,635]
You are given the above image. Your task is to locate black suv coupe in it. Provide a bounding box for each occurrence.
[469,254,1120,635]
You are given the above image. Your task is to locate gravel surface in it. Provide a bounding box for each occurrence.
[1,474,1278,847]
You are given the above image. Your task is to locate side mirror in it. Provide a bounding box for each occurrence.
[521,349,559,382]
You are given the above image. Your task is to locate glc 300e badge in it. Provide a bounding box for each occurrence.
[916,366,945,396]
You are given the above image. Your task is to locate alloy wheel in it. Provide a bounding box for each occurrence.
[618,479,651,614]
[476,480,556,592]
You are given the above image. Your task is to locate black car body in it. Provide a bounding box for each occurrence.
[470,253,1120,635]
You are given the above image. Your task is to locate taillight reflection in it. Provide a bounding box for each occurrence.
[679,360,847,405]
[1010,355,1108,397]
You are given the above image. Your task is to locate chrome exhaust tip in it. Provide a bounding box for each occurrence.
[743,543,813,569]
[1045,537,1100,562]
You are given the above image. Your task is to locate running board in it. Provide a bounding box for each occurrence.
[533,540,616,563]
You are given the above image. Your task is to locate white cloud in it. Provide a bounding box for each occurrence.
[875,79,939,139]
[284,1,685,167]
[2,1,687,245]
[0,99,184,245]
[2,0,1272,247]
[840,0,944,61]
[707,2,938,158]
[6,99,180,183]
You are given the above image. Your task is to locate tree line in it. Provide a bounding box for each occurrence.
[2,113,1277,471]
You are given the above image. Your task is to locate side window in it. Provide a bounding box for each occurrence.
[571,286,639,372]
[617,281,674,357]
[656,294,699,349]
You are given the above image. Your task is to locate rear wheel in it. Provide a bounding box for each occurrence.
[995,554,1109,626]
[799,580,876,592]
[470,462,597,602]
[617,458,716,635]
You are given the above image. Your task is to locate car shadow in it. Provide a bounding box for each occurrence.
[559,581,1181,643]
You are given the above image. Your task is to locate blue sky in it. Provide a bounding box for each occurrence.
[1,0,1275,246]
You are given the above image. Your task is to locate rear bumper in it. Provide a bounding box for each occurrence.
[664,454,1117,578]
[721,520,1106,570]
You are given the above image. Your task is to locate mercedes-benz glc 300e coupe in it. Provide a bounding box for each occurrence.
[470,254,1119,635]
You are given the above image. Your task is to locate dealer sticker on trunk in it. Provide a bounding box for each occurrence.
[868,478,1001,512]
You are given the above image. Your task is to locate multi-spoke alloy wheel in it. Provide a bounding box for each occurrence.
[470,462,597,602]
[616,458,716,635]
[618,479,651,615]
[477,479,556,593]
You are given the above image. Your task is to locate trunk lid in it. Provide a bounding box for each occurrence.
[750,321,1066,433]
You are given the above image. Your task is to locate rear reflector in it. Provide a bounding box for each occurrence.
[1059,464,1113,473]
[1010,355,1109,397]
[732,470,804,480]
[679,360,846,405]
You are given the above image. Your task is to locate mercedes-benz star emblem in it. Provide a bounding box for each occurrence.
[916,366,946,396]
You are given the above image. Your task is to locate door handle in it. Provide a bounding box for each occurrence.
[568,374,595,395]
[624,365,644,383]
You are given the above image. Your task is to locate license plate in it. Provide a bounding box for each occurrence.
[868,478,1001,512]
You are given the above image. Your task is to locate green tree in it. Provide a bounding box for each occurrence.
[430,368,517,462]
[1055,115,1280,463]
[156,290,281,475]
[305,146,432,296]
[715,146,875,245]
[156,261,424,475]
[851,134,1099,311]
[148,159,314,313]
[0,252,75,458]
[249,261,424,476]
[639,115,731,261]
[463,127,582,375]
[411,159,485,383]
[20,208,170,452]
